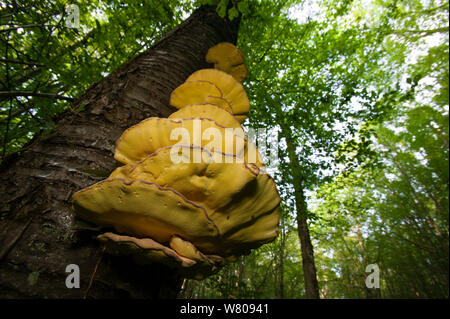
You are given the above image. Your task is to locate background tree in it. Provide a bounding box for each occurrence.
[237,0,394,298]
[309,0,449,298]
[311,38,449,298]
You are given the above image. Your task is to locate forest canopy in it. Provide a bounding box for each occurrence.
[0,0,448,298]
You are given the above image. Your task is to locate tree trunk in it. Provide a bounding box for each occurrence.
[0,5,239,298]
[295,196,320,299]
[286,138,320,299]
[263,91,320,299]
[278,210,285,299]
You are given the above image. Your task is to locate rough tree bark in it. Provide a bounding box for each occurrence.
[0,6,239,298]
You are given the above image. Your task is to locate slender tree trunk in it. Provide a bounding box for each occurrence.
[295,196,320,299]
[276,208,285,299]
[286,138,320,299]
[264,91,320,299]
[236,255,244,296]
[279,215,285,299]
[0,6,239,298]
[356,226,372,298]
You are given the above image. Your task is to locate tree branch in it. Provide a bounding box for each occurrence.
[0,23,48,33]
[0,91,73,101]
[0,58,43,66]
[392,27,449,36]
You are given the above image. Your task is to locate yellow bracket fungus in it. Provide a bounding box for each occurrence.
[186,69,250,119]
[113,117,262,167]
[98,232,226,279]
[168,104,241,129]
[72,42,280,279]
[206,42,248,83]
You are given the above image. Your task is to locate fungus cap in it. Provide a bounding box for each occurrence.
[209,172,281,256]
[186,69,250,118]
[169,81,222,110]
[229,64,248,83]
[206,42,248,82]
[202,96,234,114]
[168,103,242,130]
[206,42,244,71]
[114,117,262,166]
[72,178,220,246]
[124,145,260,210]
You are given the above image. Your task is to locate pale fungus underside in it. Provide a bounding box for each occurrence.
[72,42,281,279]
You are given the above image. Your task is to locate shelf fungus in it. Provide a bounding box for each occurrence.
[72,42,281,279]
[206,42,248,83]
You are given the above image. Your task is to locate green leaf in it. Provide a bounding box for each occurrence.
[228,6,239,20]
[237,1,249,15]
[216,0,228,18]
